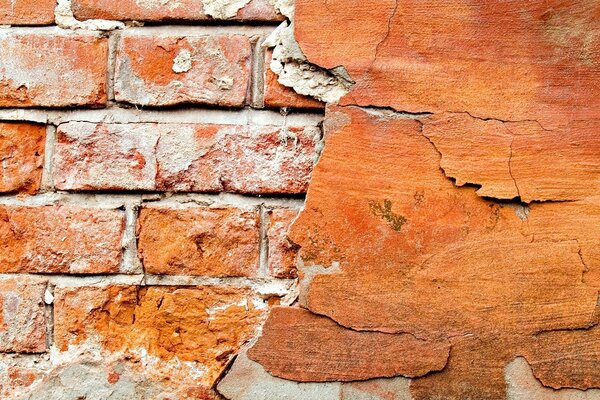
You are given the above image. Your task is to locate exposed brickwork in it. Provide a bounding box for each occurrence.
[54,122,321,194]
[114,30,252,107]
[0,122,45,194]
[72,0,283,22]
[0,0,55,25]
[0,0,319,396]
[0,30,108,108]
[53,285,266,385]
[0,278,47,353]
[0,205,124,274]
[137,206,261,277]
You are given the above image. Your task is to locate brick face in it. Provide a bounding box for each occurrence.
[0,205,124,274]
[53,285,265,385]
[0,278,47,353]
[71,0,283,22]
[0,122,45,194]
[137,206,260,277]
[54,122,321,194]
[0,30,108,108]
[114,30,252,107]
[0,0,55,25]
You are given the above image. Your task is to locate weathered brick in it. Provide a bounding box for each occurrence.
[267,208,299,278]
[54,122,321,194]
[54,285,265,386]
[0,122,45,194]
[0,205,124,274]
[0,30,108,108]
[137,206,260,277]
[0,278,47,353]
[72,0,283,22]
[0,0,55,25]
[114,30,251,107]
[264,49,325,109]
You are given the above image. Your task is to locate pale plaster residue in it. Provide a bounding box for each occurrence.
[264,21,353,104]
[506,357,600,400]
[172,49,193,73]
[202,0,252,19]
[55,0,124,30]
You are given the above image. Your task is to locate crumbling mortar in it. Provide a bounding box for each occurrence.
[40,125,56,192]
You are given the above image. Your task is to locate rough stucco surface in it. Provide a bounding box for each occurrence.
[222,1,600,399]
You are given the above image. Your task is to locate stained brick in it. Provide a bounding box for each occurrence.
[0,205,124,274]
[264,49,325,109]
[53,285,265,385]
[54,122,321,194]
[0,30,108,108]
[0,278,47,353]
[267,208,299,278]
[137,206,260,277]
[0,122,45,194]
[71,0,283,22]
[114,30,251,107]
[0,0,55,25]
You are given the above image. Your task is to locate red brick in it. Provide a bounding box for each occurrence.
[0,205,124,274]
[54,122,321,194]
[114,30,251,107]
[0,30,108,108]
[137,206,260,277]
[72,0,282,22]
[267,208,299,278]
[54,285,265,385]
[0,0,55,25]
[264,49,325,109]
[0,278,47,353]
[0,122,45,194]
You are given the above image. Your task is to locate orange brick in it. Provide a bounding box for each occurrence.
[267,208,300,278]
[0,0,55,25]
[0,122,45,194]
[0,205,124,274]
[137,206,260,277]
[54,122,321,194]
[114,30,251,107]
[53,285,265,386]
[0,30,108,108]
[264,49,325,109]
[72,0,282,22]
[0,278,47,353]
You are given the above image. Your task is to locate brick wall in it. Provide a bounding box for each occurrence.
[0,1,322,398]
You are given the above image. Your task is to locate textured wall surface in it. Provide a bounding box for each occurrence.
[1,1,599,399]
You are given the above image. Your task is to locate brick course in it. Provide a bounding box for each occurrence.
[0,0,322,398]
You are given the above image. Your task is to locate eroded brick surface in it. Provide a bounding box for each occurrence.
[0,278,46,353]
[54,285,266,386]
[0,30,108,107]
[54,122,321,194]
[0,205,124,274]
[0,122,45,194]
[0,0,55,25]
[114,30,251,107]
[72,0,283,22]
[137,206,260,277]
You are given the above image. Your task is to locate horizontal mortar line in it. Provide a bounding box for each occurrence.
[0,24,280,36]
[0,106,324,126]
[0,191,306,208]
[0,273,295,289]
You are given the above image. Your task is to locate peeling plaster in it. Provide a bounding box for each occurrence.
[202,0,252,19]
[263,22,353,104]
